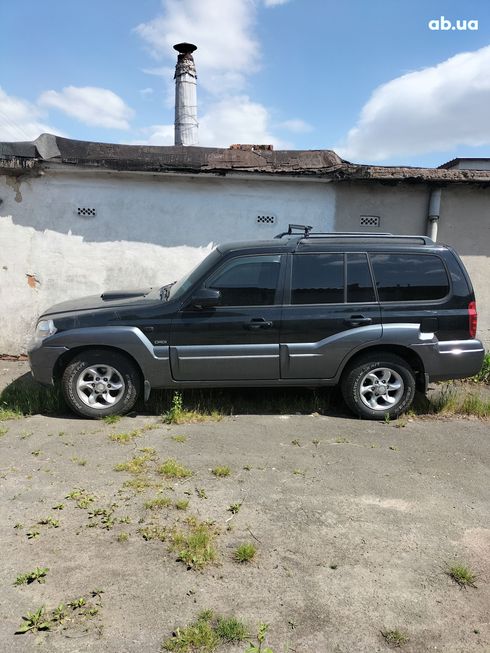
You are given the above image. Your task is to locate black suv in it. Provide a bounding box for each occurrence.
[29,226,484,419]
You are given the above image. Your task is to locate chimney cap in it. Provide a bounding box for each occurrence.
[173,42,197,54]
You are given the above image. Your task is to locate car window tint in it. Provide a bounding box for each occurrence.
[206,255,281,306]
[347,253,375,303]
[370,253,449,301]
[291,254,344,304]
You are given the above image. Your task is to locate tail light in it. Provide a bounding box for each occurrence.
[468,301,477,338]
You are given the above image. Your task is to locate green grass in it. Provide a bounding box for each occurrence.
[211,466,230,478]
[447,563,477,588]
[214,616,248,643]
[381,629,409,648]
[175,499,189,511]
[0,380,65,417]
[163,611,247,652]
[114,451,155,474]
[171,435,187,443]
[110,429,142,444]
[233,542,256,563]
[473,351,490,384]
[417,387,490,418]
[103,414,122,425]
[0,405,23,420]
[158,459,193,479]
[170,518,217,569]
[144,496,172,510]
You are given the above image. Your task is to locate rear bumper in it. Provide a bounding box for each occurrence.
[28,342,68,386]
[413,339,485,382]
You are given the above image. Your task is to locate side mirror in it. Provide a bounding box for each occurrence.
[190,288,221,308]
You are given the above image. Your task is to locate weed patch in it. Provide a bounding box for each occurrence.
[211,466,230,478]
[473,351,490,384]
[381,629,409,648]
[158,459,193,479]
[170,518,218,569]
[447,563,477,588]
[138,524,167,541]
[163,611,247,652]
[114,451,155,474]
[144,496,172,510]
[14,567,49,586]
[234,542,256,563]
[15,590,103,635]
[0,381,64,417]
[66,488,96,509]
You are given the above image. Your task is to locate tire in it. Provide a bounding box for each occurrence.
[61,349,140,419]
[341,352,416,420]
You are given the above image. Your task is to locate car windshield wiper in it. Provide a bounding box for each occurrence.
[160,281,176,301]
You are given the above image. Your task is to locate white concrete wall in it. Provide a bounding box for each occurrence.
[0,170,335,353]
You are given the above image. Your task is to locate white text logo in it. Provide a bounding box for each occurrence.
[428,16,479,31]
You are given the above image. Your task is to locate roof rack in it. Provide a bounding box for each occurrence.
[274,224,313,238]
[274,224,434,245]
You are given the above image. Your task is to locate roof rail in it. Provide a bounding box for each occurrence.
[274,224,434,245]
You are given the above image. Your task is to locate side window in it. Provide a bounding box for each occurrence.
[291,254,344,304]
[370,253,449,302]
[347,253,375,303]
[206,255,281,306]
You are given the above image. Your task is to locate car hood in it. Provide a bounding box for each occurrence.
[40,288,159,317]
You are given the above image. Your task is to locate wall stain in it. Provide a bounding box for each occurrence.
[6,176,23,203]
[26,273,40,289]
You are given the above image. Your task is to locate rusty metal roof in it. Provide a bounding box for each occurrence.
[1,133,490,184]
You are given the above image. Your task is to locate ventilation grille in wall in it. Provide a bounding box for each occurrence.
[256,214,276,225]
[77,207,97,217]
[360,215,380,227]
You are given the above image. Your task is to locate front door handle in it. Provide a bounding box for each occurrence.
[246,318,274,330]
[344,315,372,327]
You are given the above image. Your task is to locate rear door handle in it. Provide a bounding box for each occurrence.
[344,315,372,327]
[246,318,274,330]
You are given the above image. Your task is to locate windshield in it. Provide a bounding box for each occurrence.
[165,248,222,301]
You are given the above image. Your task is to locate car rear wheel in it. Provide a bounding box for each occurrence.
[341,352,416,420]
[62,349,140,418]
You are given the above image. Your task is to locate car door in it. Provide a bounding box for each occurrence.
[169,253,285,381]
[280,252,382,379]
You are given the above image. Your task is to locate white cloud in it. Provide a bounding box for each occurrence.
[338,45,490,162]
[135,95,291,149]
[137,124,174,145]
[135,0,259,93]
[139,87,154,98]
[0,87,61,141]
[38,86,134,130]
[263,0,291,6]
[199,96,290,148]
[279,118,313,133]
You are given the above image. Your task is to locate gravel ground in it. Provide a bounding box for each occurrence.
[0,362,489,653]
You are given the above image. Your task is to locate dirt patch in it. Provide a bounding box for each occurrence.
[0,364,489,652]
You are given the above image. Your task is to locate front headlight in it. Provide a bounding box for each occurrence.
[35,319,57,340]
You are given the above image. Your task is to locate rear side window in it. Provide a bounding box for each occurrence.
[291,254,343,304]
[347,253,375,302]
[370,254,449,302]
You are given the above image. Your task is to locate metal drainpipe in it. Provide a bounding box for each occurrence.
[427,188,442,241]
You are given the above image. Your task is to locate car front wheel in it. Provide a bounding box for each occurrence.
[62,349,140,418]
[341,353,416,420]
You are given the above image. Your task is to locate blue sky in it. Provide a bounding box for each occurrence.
[1,0,489,166]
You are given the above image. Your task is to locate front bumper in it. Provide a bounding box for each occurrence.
[28,341,68,386]
[413,338,485,382]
